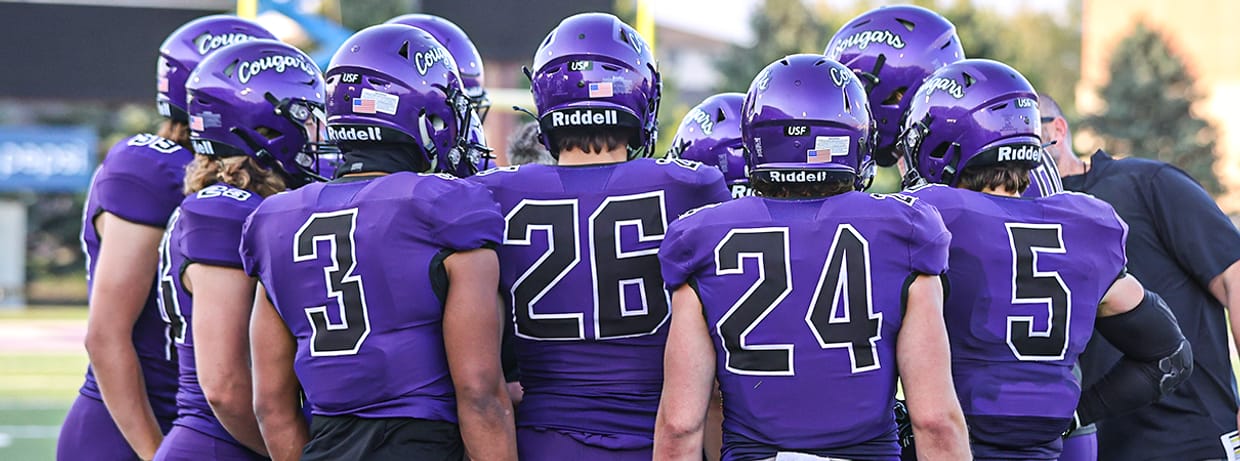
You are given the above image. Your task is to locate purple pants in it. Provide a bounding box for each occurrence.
[1059,433,1098,461]
[57,394,174,461]
[152,425,266,461]
[517,426,651,461]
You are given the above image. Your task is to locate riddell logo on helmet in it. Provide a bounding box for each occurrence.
[550,109,619,128]
[193,32,257,56]
[997,145,1041,162]
[923,77,965,99]
[827,29,906,59]
[328,126,383,142]
[769,170,832,182]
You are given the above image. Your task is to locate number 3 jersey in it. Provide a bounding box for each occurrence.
[468,159,730,437]
[159,184,262,446]
[239,172,504,421]
[906,184,1128,450]
[660,192,951,461]
[79,134,193,418]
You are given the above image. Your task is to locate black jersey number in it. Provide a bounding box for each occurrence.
[715,225,881,376]
[505,192,670,341]
[294,209,371,356]
[1005,223,1071,361]
[156,210,185,361]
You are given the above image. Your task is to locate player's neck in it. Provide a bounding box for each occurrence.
[1057,152,1087,177]
[556,146,627,165]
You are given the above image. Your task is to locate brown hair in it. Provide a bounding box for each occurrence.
[183,154,286,197]
[957,162,1032,194]
[158,120,192,149]
[551,126,633,156]
[752,176,855,199]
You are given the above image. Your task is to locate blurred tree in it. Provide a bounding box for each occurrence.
[337,0,411,30]
[1081,21,1222,195]
[715,0,834,93]
[616,0,682,157]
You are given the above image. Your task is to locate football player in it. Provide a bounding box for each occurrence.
[668,93,750,199]
[151,39,331,460]
[653,54,969,461]
[826,5,1063,199]
[241,25,515,461]
[467,13,730,460]
[899,59,1192,460]
[59,15,273,461]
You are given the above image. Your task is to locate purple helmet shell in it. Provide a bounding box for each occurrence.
[324,24,479,177]
[530,13,660,158]
[669,92,747,185]
[826,5,964,167]
[900,59,1043,187]
[158,15,274,122]
[742,54,876,190]
[386,14,490,120]
[186,39,330,187]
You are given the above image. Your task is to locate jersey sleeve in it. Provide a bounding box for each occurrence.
[421,177,504,251]
[176,193,259,269]
[92,146,185,227]
[905,200,951,275]
[660,213,707,289]
[692,165,732,208]
[1145,166,1240,287]
[239,209,263,278]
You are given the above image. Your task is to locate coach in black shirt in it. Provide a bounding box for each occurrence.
[1040,93,1240,460]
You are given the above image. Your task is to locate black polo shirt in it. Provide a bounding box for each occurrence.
[1063,150,1240,461]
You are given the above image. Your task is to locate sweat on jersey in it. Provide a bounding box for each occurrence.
[240,172,503,422]
[158,183,263,449]
[79,133,193,420]
[907,184,1128,458]
[659,192,950,461]
[467,158,730,438]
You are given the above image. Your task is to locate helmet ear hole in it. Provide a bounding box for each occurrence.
[426,113,447,131]
[256,126,283,140]
[928,142,951,160]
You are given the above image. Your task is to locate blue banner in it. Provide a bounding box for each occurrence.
[0,126,96,192]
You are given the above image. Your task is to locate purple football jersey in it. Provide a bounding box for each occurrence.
[660,192,950,461]
[158,183,263,447]
[240,172,503,421]
[468,158,730,437]
[1023,152,1065,198]
[907,184,1127,450]
[78,133,193,419]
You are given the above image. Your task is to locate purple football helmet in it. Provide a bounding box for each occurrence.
[324,24,481,177]
[669,92,747,185]
[742,54,876,190]
[186,39,332,187]
[529,13,660,158]
[899,59,1043,188]
[158,15,274,122]
[386,14,491,121]
[826,5,964,167]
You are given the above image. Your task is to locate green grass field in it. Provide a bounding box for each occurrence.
[0,308,88,460]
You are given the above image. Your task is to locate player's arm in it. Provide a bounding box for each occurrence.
[250,282,308,461]
[1208,260,1240,429]
[189,263,268,456]
[1076,274,1192,427]
[897,274,970,460]
[654,284,717,461]
[84,213,166,460]
[442,248,517,461]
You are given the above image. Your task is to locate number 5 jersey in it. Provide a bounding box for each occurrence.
[468,159,730,438]
[239,172,504,421]
[906,184,1128,455]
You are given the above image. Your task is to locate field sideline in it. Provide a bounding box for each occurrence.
[3,307,1239,460]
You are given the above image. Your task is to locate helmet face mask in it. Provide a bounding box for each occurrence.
[826,5,964,167]
[741,54,876,191]
[186,39,331,187]
[529,13,661,160]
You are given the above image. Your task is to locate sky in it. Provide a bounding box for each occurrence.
[653,0,1071,45]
